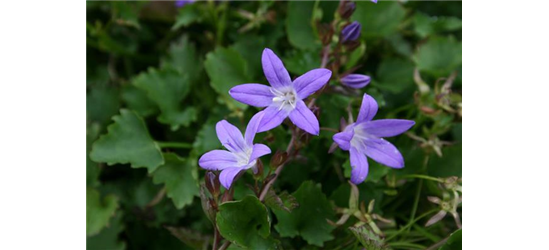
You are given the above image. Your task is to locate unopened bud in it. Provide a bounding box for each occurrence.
[205,171,220,198]
[340,74,371,89]
[253,159,264,178]
[270,150,288,169]
[338,1,356,19]
[340,21,361,43]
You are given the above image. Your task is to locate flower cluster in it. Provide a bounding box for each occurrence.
[198,46,414,188]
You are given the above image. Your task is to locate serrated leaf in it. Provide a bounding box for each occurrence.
[349,226,388,250]
[216,196,277,249]
[413,36,462,77]
[204,47,250,111]
[286,1,319,50]
[90,109,164,173]
[161,36,202,82]
[152,153,199,209]
[352,1,405,38]
[87,213,126,250]
[120,84,158,118]
[273,181,335,247]
[172,4,202,30]
[87,187,119,236]
[133,68,196,130]
[87,86,121,126]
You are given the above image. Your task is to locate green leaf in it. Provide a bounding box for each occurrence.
[414,12,462,38]
[286,1,319,50]
[375,58,415,94]
[165,226,210,250]
[352,1,405,38]
[349,226,389,250]
[413,36,462,77]
[216,196,277,249]
[204,47,250,111]
[87,213,126,250]
[111,2,141,29]
[172,4,202,30]
[87,122,101,187]
[120,84,158,118]
[161,36,202,82]
[283,50,321,75]
[87,85,121,126]
[231,35,269,79]
[428,143,462,178]
[264,190,298,213]
[193,122,220,155]
[273,181,335,247]
[90,109,164,173]
[87,187,119,236]
[152,153,200,209]
[133,68,196,130]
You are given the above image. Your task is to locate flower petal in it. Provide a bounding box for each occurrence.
[245,111,265,146]
[249,143,271,164]
[198,150,238,171]
[293,68,332,99]
[216,120,246,153]
[229,83,274,107]
[289,100,319,135]
[364,138,404,169]
[262,48,292,90]
[362,119,415,138]
[219,167,243,189]
[257,105,291,133]
[425,210,447,227]
[333,128,355,151]
[356,93,378,123]
[350,146,369,184]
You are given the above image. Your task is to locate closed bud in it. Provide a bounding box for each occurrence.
[253,159,264,178]
[338,1,356,19]
[270,150,288,169]
[340,21,361,43]
[344,40,361,51]
[340,74,371,89]
[205,171,220,198]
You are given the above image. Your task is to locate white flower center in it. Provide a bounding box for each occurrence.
[234,147,255,169]
[350,123,369,149]
[271,87,298,111]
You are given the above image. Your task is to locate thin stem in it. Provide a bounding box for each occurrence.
[407,155,430,234]
[399,174,442,183]
[320,127,338,133]
[212,228,220,250]
[218,241,230,250]
[156,141,193,149]
[386,209,437,242]
[146,187,166,208]
[258,134,296,201]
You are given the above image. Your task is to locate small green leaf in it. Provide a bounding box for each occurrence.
[265,190,298,213]
[120,84,157,118]
[87,187,119,236]
[439,229,462,250]
[161,36,202,82]
[413,36,462,77]
[216,196,277,249]
[165,226,210,250]
[133,68,196,130]
[286,1,319,50]
[204,47,250,111]
[283,50,321,75]
[172,4,202,30]
[90,109,164,173]
[273,181,335,247]
[352,1,406,38]
[414,12,462,38]
[111,2,141,29]
[152,153,200,209]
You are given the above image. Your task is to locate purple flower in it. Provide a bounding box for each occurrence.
[175,0,195,8]
[333,94,415,184]
[341,74,371,89]
[341,21,361,43]
[198,113,271,189]
[372,0,378,3]
[229,48,332,135]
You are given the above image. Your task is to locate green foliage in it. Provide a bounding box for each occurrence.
[90,109,164,173]
[439,229,462,250]
[273,181,335,247]
[216,196,277,249]
[87,1,461,249]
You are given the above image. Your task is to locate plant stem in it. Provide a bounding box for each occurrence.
[146,187,166,208]
[399,174,442,183]
[386,209,437,242]
[218,241,230,250]
[156,141,193,149]
[320,127,338,133]
[258,133,296,201]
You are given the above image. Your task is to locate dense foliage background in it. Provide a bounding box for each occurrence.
[86,1,462,249]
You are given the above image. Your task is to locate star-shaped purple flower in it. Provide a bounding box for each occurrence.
[229,48,332,135]
[333,94,415,184]
[198,113,271,189]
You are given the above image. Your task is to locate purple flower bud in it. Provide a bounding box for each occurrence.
[175,0,195,8]
[341,21,361,43]
[371,0,378,3]
[338,1,356,19]
[340,74,371,89]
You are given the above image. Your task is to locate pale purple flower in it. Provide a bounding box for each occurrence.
[372,0,378,3]
[198,113,271,189]
[175,0,195,8]
[333,94,415,184]
[229,48,332,135]
[341,21,361,43]
[341,74,371,89]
